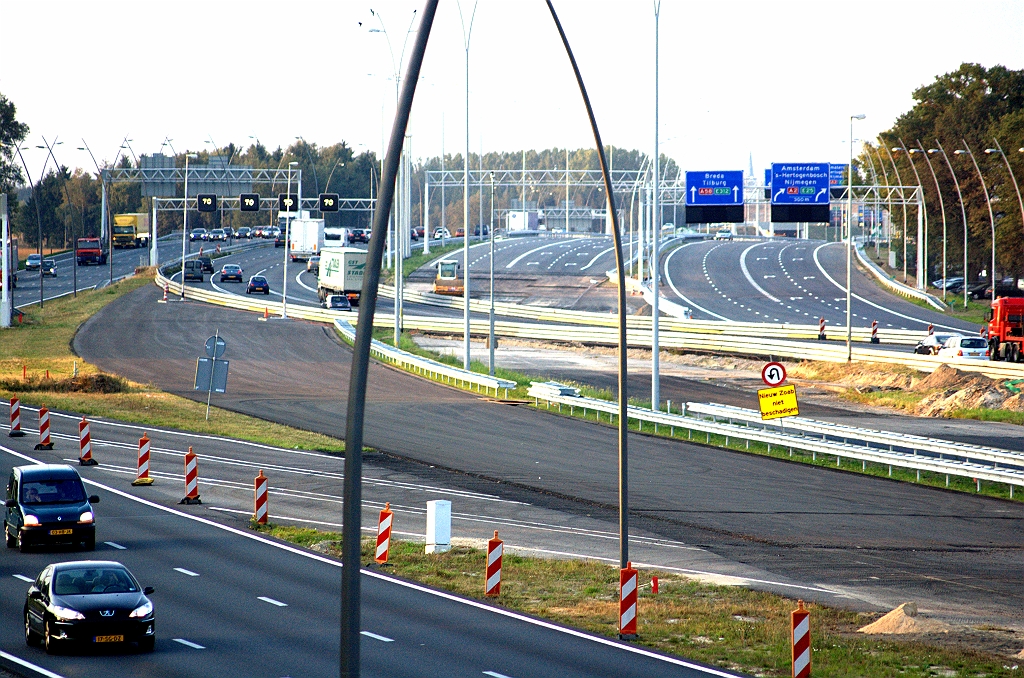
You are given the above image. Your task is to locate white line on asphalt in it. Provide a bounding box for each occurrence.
[258,596,288,607]
[12,574,33,582]
[172,638,206,649]
[174,567,199,577]
[739,242,781,303]
[505,240,569,269]
[483,672,515,678]
[0,443,743,677]
[360,631,395,642]
[294,270,318,293]
[662,243,730,321]
[104,541,127,550]
[0,650,66,678]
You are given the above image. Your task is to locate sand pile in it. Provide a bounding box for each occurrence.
[857,602,952,634]
[911,365,1013,417]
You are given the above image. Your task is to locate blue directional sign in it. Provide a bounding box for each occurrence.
[764,168,771,186]
[770,163,830,204]
[685,170,743,206]
[829,164,847,186]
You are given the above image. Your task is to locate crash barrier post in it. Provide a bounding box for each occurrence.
[159,282,168,303]
[34,406,53,450]
[928,324,934,335]
[817,317,827,341]
[485,531,503,597]
[254,470,268,524]
[618,561,638,639]
[871,320,879,344]
[652,576,659,594]
[78,416,97,466]
[181,447,201,504]
[8,397,24,437]
[132,432,154,486]
[792,599,811,678]
[375,502,393,564]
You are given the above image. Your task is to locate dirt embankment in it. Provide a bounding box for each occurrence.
[789,362,1024,417]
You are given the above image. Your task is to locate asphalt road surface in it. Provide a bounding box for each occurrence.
[74,284,1024,629]
[0,438,733,678]
[663,239,979,333]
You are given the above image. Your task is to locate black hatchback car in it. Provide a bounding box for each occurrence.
[246,275,270,295]
[24,560,155,654]
[5,464,100,552]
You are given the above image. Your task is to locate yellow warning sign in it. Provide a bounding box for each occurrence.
[757,384,799,421]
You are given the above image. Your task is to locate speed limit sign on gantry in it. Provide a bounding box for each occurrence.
[761,361,787,387]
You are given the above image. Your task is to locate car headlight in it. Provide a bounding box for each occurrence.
[23,515,40,526]
[51,605,85,621]
[129,601,153,619]
[79,511,94,524]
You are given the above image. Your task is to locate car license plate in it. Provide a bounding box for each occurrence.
[49,529,73,536]
[95,635,124,643]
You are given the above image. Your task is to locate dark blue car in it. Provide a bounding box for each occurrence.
[5,464,99,552]
[246,275,270,295]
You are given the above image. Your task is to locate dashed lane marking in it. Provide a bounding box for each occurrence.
[104,541,127,550]
[174,568,200,577]
[361,631,395,642]
[173,638,206,649]
[12,574,33,582]
[258,596,288,607]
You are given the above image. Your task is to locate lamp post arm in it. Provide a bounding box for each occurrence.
[992,138,1024,238]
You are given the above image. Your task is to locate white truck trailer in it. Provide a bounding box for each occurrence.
[317,247,366,306]
[288,217,325,262]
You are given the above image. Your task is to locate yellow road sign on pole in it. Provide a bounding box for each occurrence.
[757,384,799,421]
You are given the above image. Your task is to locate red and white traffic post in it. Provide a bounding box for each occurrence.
[8,396,24,437]
[254,470,268,524]
[817,317,827,341]
[132,432,154,486]
[791,600,811,678]
[870,319,880,344]
[180,447,201,504]
[618,561,638,639]
[34,405,53,450]
[78,416,97,466]
[928,324,934,335]
[485,531,503,597]
[159,282,169,303]
[375,502,393,564]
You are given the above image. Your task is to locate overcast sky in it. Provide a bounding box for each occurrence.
[4,0,1022,183]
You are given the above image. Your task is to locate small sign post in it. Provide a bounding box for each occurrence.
[758,361,798,420]
[194,331,229,420]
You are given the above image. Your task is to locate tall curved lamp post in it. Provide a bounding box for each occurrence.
[912,142,947,298]
[930,142,969,308]
[956,142,997,303]
[179,153,198,299]
[985,140,1024,244]
[893,140,928,289]
[846,115,865,362]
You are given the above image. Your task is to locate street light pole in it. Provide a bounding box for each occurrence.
[956,142,997,303]
[458,0,479,371]
[282,161,298,318]
[180,153,198,299]
[847,115,865,363]
[489,171,495,376]
[882,144,909,282]
[651,0,662,410]
[986,139,1024,247]
[14,145,50,309]
[930,142,969,308]
[913,142,947,299]
[894,139,928,289]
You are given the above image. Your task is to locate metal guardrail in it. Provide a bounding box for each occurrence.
[155,272,1024,381]
[524,385,1024,491]
[332,319,515,397]
[855,242,947,311]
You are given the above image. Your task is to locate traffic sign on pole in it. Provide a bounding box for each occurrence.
[278,193,298,212]
[761,362,787,387]
[829,163,848,186]
[685,171,743,205]
[197,194,218,212]
[240,193,260,212]
[319,193,340,212]
[205,335,226,359]
[771,163,830,204]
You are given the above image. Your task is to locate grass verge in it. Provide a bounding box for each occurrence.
[0,275,344,453]
[253,524,1024,678]
[379,242,465,286]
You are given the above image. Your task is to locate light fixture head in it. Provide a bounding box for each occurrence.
[852,114,866,120]
[186,153,198,159]
[954,150,967,155]
[927,149,940,154]
[289,161,299,166]
[891,147,902,152]
[984,149,998,154]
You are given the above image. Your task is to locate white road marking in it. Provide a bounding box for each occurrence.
[104,541,127,550]
[174,567,200,577]
[258,596,288,607]
[294,270,318,293]
[0,650,67,678]
[12,574,33,582]
[361,631,395,642]
[173,638,206,649]
[483,672,515,678]
[662,243,730,321]
[505,240,569,269]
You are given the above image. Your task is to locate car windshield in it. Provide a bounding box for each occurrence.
[28,254,40,262]
[933,334,955,344]
[43,260,55,267]
[53,567,138,596]
[21,479,86,504]
[251,277,267,284]
[113,226,134,234]
[223,265,240,272]
[961,338,987,349]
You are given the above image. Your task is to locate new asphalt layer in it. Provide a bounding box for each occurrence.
[71,283,1024,631]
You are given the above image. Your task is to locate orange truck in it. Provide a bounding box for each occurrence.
[987,297,1024,362]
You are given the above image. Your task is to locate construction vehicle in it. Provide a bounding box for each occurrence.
[111,213,151,249]
[432,259,464,296]
[987,296,1024,362]
[76,237,107,266]
[317,247,366,306]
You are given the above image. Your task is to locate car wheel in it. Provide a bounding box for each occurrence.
[18,532,29,553]
[83,534,95,551]
[6,525,16,548]
[25,612,41,647]
[264,290,269,295]
[138,637,155,653]
[44,621,60,655]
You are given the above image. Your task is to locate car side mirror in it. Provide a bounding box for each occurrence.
[144,586,155,595]
[29,590,43,600]
[5,499,17,508]
[88,495,100,504]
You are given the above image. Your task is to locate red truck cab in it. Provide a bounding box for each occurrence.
[987,297,1024,362]
[76,237,107,266]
